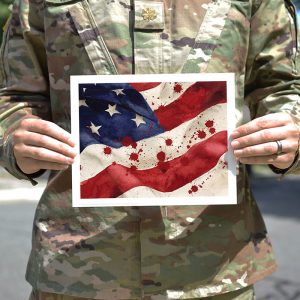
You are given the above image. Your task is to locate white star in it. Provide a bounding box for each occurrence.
[83,88,86,92]
[112,89,125,96]
[79,100,89,107]
[105,104,120,117]
[131,114,146,127]
[87,122,101,136]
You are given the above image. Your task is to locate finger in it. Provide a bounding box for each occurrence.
[233,138,299,158]
[234,141,279,158]
[231,113,292,139]
[19,119,75,147]
[20,131,77,158]
[17,157,70,174]
[231,127,287,150]
[239,152,295,168]
[15,144,74,165]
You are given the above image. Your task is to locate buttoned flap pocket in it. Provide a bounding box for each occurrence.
[134,1,165,30]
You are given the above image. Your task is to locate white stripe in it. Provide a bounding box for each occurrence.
[118,154,228,198]
[140,82,194,111]
[80,103,226,181]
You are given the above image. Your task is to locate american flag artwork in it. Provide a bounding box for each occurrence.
[71,74,236,207]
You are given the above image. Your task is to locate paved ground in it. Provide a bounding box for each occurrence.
[0,169,300,300]
[251,176,300,300]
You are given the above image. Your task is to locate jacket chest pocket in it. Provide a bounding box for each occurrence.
[44,0,118,76]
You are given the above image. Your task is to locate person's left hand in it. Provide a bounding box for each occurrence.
[231,112,299,170]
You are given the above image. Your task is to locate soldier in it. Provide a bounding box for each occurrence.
[0,0,300,299]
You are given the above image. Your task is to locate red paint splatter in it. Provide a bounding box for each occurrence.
[81,131,228,198]
[157,151,166,162]
[197,130,206,139]
[122,136,133,147]
[129,153,139,161]
[191,185,198,193]
[157,161,169,173]
[122,136,137,148]
[209,128,216,134]
[104,147,112,155]
[130,165,137,171]
[205,120,214,128]
[155,82,226,132]
[174,83,183,93]
[188,190,192,194]
[165,138,173,146]
[112,161,116,165]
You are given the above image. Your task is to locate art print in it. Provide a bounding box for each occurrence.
[71,73,236,207]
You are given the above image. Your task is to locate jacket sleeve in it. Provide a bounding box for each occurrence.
[245,0,300,174]
[0,0,50,183]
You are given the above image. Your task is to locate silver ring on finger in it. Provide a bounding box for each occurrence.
[275,140,283,155]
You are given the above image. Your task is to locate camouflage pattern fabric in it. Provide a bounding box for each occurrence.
[1,0,300,299]
[29,285,255,300]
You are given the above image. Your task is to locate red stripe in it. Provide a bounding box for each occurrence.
[130,82,161,91]
[81,131,227,199]
[155,81,226,131]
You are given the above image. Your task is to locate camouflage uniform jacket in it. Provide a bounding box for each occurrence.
[1,0,300,299]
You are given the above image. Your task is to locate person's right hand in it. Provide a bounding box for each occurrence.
[12,116,77,174]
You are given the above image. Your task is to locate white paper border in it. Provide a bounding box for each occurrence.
[71,73,236,207]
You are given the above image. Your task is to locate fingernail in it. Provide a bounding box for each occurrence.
[231,131,239,138]
[68,137,76,147]
[67,158,74,164]
[231,140,239,149]
[69,150,77,158]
